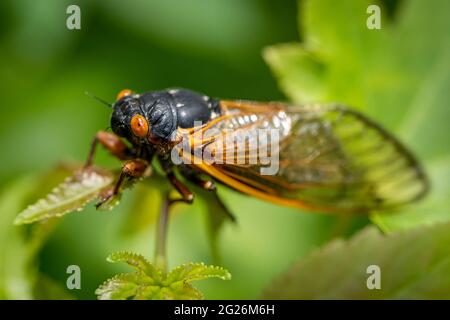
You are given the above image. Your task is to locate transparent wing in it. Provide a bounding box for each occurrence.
[186,100,429,213]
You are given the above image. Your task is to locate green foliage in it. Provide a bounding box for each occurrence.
[96,252,231,300]
[263,222,450,299]
[14,167,114,225]
[264,0,450,231]
[0,166,75,299]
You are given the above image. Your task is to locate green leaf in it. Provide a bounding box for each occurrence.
[166,262,231,284]
[161,283,203,300]
[96,252,231,300]
[106,251,162,283]
[263,222,450,299]
[96,273,141,300]
[264,0,384,110]
[14,167,114,225]
[264,0,450,230]
[263,44,327,103]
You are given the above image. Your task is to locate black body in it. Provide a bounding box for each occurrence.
[111,88,221,143]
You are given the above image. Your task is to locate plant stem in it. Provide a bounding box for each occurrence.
[154,193,170,272]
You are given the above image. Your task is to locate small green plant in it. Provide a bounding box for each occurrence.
[96,252,230,300]
[15,166,231,300]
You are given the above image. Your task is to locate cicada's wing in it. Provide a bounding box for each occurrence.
[180,100,429,213]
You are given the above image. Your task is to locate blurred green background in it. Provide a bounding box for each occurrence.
[0,0,448,300]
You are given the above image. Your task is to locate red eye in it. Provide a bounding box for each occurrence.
[116,89,133,100]
[130,114,149,138]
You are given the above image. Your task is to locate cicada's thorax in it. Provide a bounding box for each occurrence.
[140,88,221,140]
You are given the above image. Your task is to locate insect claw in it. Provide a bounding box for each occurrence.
[203,180,216,191]
[96,188,115,208]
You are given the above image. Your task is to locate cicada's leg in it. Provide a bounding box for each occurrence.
[85,131,133,168]
[159,156,195,204]
[166,171,194,203]
[96,159,149,207]
[179,165,216,191]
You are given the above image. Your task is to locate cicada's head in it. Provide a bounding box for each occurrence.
[110,89,177,145]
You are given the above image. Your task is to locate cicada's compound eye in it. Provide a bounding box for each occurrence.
[130,114,149,138]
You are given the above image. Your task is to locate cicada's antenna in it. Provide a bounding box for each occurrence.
[85,91,112,108]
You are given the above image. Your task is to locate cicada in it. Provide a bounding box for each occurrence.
[86,88,428,214]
